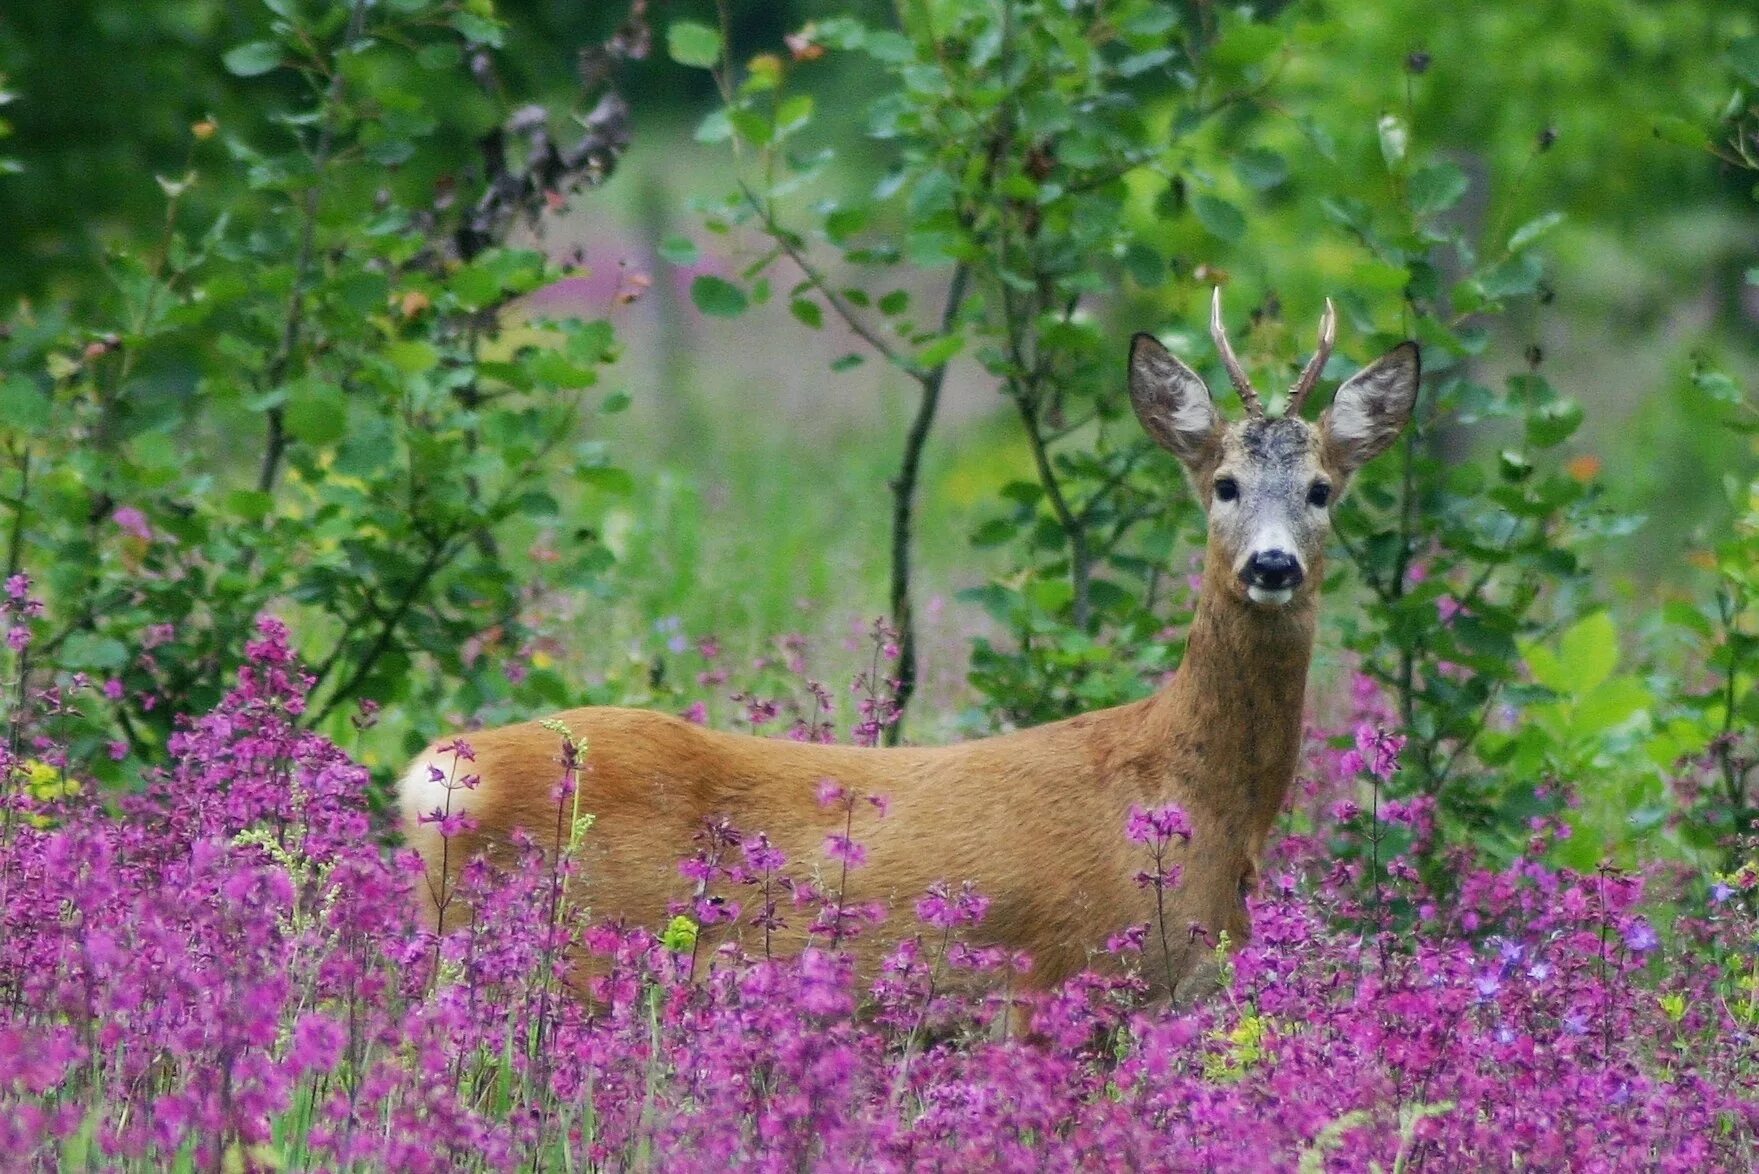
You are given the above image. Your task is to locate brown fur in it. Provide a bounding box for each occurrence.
[400,311,1418,1000]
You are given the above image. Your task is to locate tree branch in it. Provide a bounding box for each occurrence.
[258,0,370,496]
[738,180,916,376]
[887,262,971,743]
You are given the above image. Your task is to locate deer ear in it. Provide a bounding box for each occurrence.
[1129,333,1220,472]
[1320,341,1420,475]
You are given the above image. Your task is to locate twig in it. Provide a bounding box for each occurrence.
[737,180,915,375]
[258,0,370,496]
[888,262,971,740]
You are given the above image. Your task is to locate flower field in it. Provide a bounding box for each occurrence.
[2,611,1754,1171]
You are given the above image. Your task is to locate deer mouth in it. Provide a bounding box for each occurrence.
[1245,585,1295,606]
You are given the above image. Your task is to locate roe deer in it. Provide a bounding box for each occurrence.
[400,290,1419,1000]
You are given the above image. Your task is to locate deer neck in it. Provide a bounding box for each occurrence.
[1146,547,1318,831]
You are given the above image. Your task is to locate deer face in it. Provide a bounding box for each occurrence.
[1128,292,1420,608]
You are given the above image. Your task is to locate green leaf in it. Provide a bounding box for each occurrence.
[1479,253,1542,299]
[1522,643,1567,694]
[789,298,824,329]
[286,381,347,447]
[1232,148,1288,192]
[1573,675,1651,736]
[222,41,283,78]
[1729,36,1759,85]
[1116,48,1175,78]
[1123,243,1165,288]
[658,235,699,266]
[971,518,1017,547]
[515,490,560,518]
[385,340,439,375]
[61,633,128,672]
[825,206,870,243]
[1193,194,1244,242]
[1661,600,1712,639]
[225,489,276,523]
[1526,398,1583,448]
[1408,162,1468,215]
[813,17,868,50]
[690,275,748,317]
[1651,115,1710,150]
[694,110,732,144]
[1507,211,1564,253]
[775,94,814,135]
[579,466,634,495]
[667,21,722,69]
[417,42,463,70]
[1692,369,1745,407]
[1561,612,1611,693]
[1209,23,1281,69]
[527,351,599,389]
[448,264,503,310]
[915,334,964,368]
[450,12,505,47]
[0,375,51,435]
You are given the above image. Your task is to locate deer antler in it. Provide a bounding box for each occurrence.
[1286,298,1337,418]
[1209,287,1265,419]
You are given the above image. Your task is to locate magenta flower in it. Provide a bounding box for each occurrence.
[1622,918,1659,954]
[112,506,152,541]
[916,881,990,930]
[823,834,866,868]
[741,833,787,873]
[1344,722,1405,781]
[289,1014,345,1075]
[1125,803,1192,845]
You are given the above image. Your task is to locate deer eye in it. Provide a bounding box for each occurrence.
[1214,477,1239,503]
[1307,481,1332,508]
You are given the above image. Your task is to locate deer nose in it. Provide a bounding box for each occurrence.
[1242,549,1303,591]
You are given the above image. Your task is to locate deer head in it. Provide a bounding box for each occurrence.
[1128,290,1420,607]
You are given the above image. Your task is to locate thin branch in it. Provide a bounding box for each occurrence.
[1015,393,1092,627]
[737,180,915,375]
[1075,445,1150,527]
[303,587,386,704]
[307,538,457,728]
[888,262,972,741]
[4,445,29,582]
[258,0,370,495]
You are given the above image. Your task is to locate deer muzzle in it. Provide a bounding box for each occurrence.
[1241,549,1303,604]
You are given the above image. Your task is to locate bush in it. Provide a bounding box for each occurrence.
[0,1,639,778]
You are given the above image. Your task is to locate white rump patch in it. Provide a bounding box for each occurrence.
[398,749,478,832]
[1246,586,1295,606]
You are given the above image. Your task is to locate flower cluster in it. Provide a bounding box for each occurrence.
[0,620,1755,1169]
